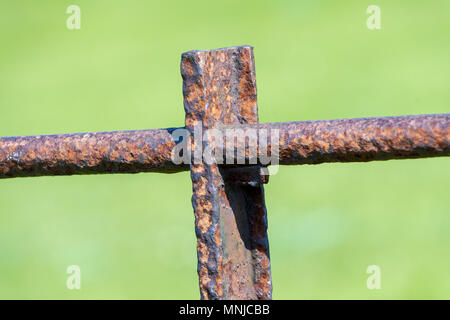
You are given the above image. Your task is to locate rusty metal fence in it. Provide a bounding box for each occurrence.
[0,46,449,300]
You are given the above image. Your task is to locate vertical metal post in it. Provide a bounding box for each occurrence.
[181,46,272,300]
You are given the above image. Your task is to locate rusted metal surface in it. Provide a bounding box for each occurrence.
[181,46,272,300]
[0,128,185,178]
[0,44,449,301]
[268,113,450,165]
[1,114,449,179]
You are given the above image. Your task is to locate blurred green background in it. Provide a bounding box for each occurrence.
[0,0,449,299]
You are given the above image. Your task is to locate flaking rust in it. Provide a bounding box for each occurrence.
[181,46,272,300]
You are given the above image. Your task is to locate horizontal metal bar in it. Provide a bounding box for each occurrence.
[0,114,448,179]
[270,113,450,165]
[0,128,187,178]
